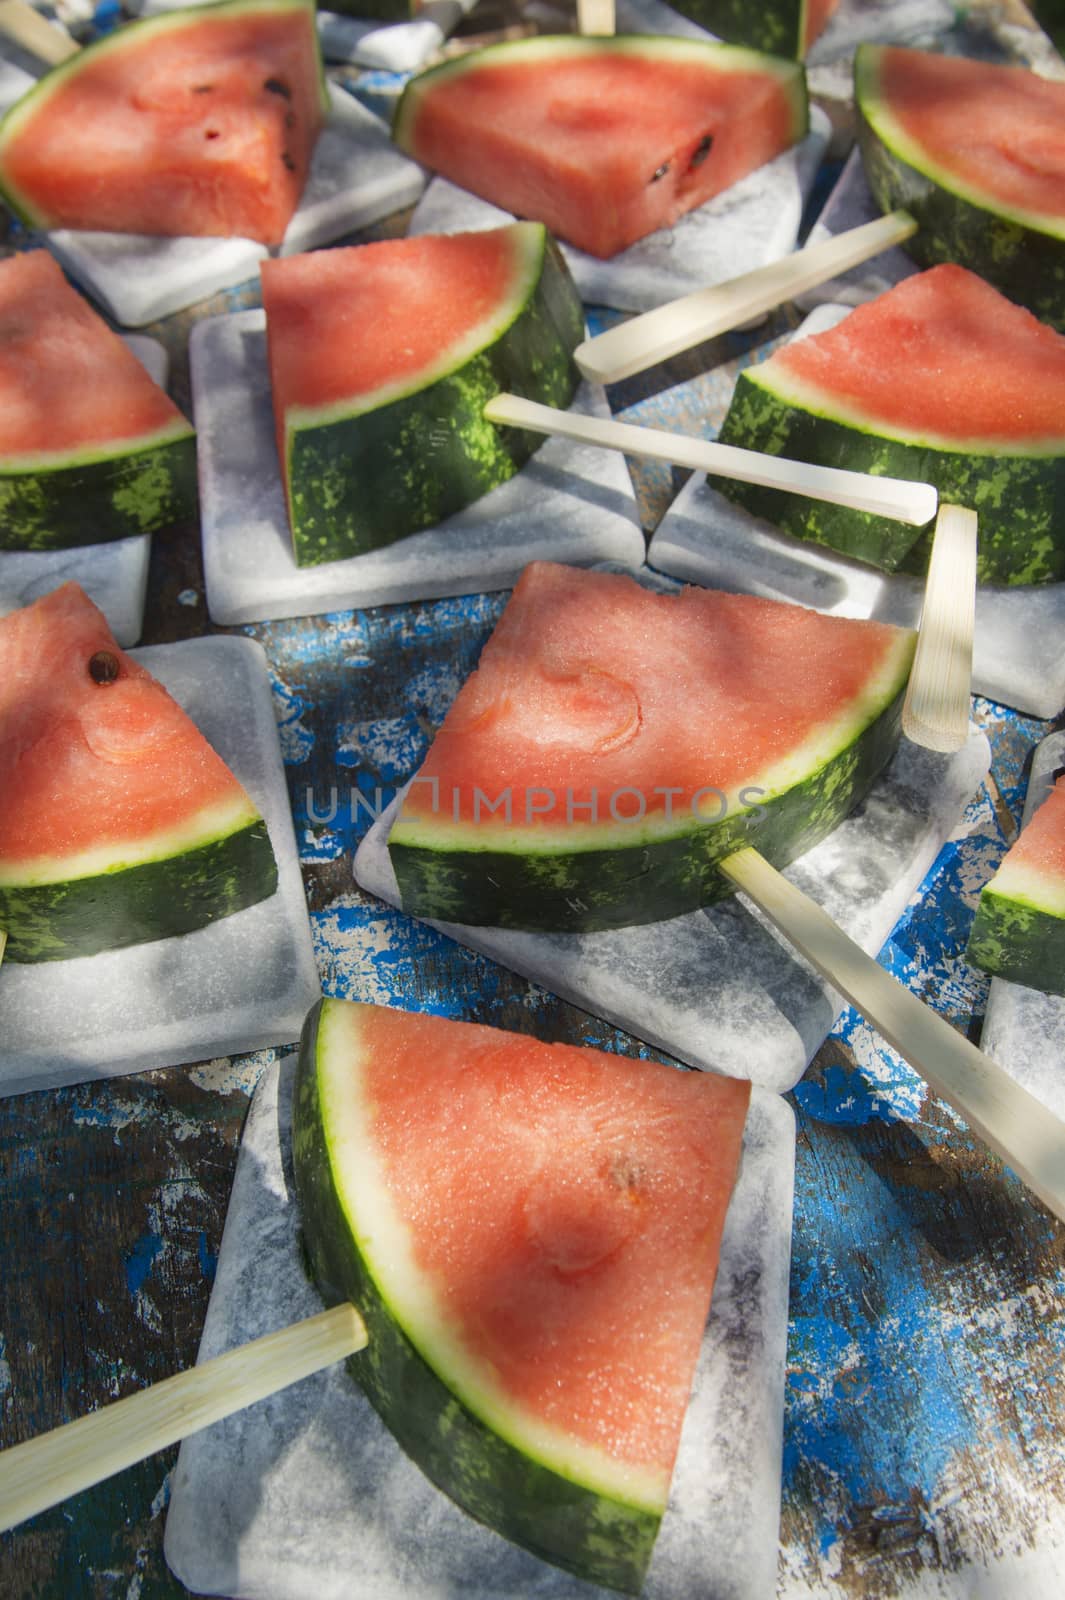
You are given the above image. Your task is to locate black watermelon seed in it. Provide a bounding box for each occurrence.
[192,83,215,94]
[282,152,297,172]
[689,134,714,170]
[264,77,292,99]
[88,651,120,685]
[650,162,670,183]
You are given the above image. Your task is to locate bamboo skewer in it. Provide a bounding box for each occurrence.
[575,211,919,384]
[720,847,1065,1223]
[0,0,78,64]
[0,1303,367,1536]
[902,503,977,753]
[485,393,938,527]
[575,0,616,34]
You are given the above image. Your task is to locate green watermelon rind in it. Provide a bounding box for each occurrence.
[0,0,330,231]
[854,44,1065,330]
[652,0,808,59]
[966,888,1065,997]
[715,368,1065,586]
[279,224,585,567]
[388,636,915,933]
[0,425,198,551]
[291,998,660,1595]
[0,811,276,962]
[393,30,809,152]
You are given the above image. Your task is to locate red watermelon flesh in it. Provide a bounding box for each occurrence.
[392,34,807,259]
[804,0,840,52]
[0,583,259,873]
[991,778,1065,903]
[867,47,1065,228]
[309,998,751,1502]
[398,561,914,837]
[763,264,1065,444]
[0,0,327,245]
[0,252,190,462]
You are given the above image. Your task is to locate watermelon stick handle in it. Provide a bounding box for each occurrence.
[720,847,1065,1223]
[902,503,977,753]
[485,393,938,526]
[574,210,918,385]
[576,0,616,34]
[0,0,79,65]
[0,1302,367,1536]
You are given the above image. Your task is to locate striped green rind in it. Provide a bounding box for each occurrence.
[663,0,802,57]
[855,45,1065,332]
[291,998,659,1595]
[966,890,1065,996]
[0,818,276,961]
[716,369,1065,585]
[390,682,909,933]
[0,0,330,231]
[285,230,584,566]
[0,429,198,551]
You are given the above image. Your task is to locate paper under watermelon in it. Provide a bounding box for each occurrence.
[0,583,277,962]
[392,33,808,259]
[260,224,584,565]
[387,562,916,933]
[664,0,840,58]
[716,264,1065,585]
[967,775,1065,996]
[0,252,197,550]
[0,0,328,246]
[292,996,751,1592]
[855,44,1065,329]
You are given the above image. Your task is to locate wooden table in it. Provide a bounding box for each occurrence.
[1,2,1064,1596]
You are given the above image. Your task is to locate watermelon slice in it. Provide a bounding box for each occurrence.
[392,33,808,259]
[260,223,584,565]
[292,996,751,1593]
[0,0,328,247]
[968,776,1065,996]
[0,252,197,551]
[664,0,840,59]
[387,562,916,933]
[0,583,277,962]
[855,44,1065,329]
[716,264,1065,586]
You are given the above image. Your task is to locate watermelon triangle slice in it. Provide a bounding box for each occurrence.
[387,562,916,932]
[292,996,752,1593]
[0,583,277,961]
[0,251,197,550]
[717,263,1065,585]
[968,776,1065,996]
[0,0,329,246]
[392,33,808,259]
[855,44,1065,330]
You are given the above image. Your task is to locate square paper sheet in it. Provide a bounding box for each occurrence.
[647,306,1065,721]
[164,1055,796,1600]
[980,732,1065,1124]
[191,309,645,626]
[0,61,425,327]
[0,636,320,1097]
[0,334,171,648]
[354,731,991,1096]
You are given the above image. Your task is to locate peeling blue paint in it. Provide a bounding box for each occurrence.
[125,1233,164,1298]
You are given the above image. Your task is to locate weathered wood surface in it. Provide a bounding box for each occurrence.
[1,1,1064,1595]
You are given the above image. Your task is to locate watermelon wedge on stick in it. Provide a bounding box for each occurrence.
[0,251,197,551]
[0,0,329,246]
[0,582,277,961]
[0,998,754,1593]
[392,33,809,259]
[967,774,1065,996]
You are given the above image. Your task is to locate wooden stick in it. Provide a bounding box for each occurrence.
[0,0,79,64]
[902,503,977,753]
[720,847,1065,1222]
[0,1302,367,1535]
[485,393,938,527]
[575,210,918,384]
[0,929,6,964]
[576,0,615,34]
